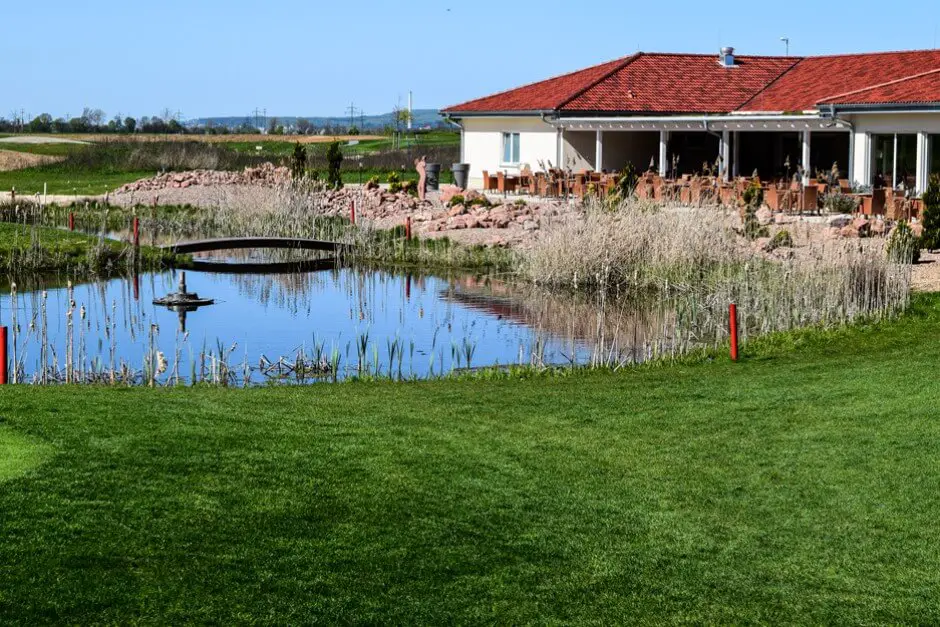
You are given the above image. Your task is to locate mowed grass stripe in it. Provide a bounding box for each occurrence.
[0,296,939,622]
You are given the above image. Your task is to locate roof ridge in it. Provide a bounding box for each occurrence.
[440,54,636,112]
[555,53,642,110]
[798,47,940,60]
[734,57,805,111]
[817,67,940,103]
[639,51,803,60]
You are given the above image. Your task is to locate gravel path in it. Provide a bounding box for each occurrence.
[0,135,88,145]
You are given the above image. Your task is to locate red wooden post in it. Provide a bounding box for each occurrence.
[405,216,412,240]
[350,200,356,225]
[68,212,75,231]
[0,326,8,385]
[133,273,139,302]
[133,216,140,248]
[729,303,739,362]
[405,274,411,300]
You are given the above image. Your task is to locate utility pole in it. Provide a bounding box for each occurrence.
[407,91,413,130]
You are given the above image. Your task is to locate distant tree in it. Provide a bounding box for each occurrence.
[325,141,344,189]
[347,126,360,136]
[82,107,105,130]
[123,117,137,133]
[52,117,69,133]
[296,118,312,135]
[167,119,184,134]
[28,113,53,133]
[69,117,89,133]
[267,117,281,135]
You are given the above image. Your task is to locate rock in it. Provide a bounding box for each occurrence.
[754,237,772,251]
[755,207,773,225]
[827,214,853,228]
[870,220,886,236]
[840,225,859,238]
[448,204,467,217]
[825,227,843,239]
[523,220,538,231]
[439,185,462,203]
[463,190,482,202]
[852,217,870,237]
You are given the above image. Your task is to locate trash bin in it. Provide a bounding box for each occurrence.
[452,163,470,190]
[425,163,441,191]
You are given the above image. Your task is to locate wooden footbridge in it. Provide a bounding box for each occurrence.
[161,237,351,255]
[160,237,351,273]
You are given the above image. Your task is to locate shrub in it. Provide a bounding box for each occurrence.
[468,195,491,208]
[386,171,400,184]
[447,194,465,207]
[401,180,416,196]
[921,174,940,250]
[742,178,763,209]
[365,176,380,190]
[887,220,921,263]
[821,191,859,214]
[766,229,793,251]
[325,141,344,189]
[290,143,307,179]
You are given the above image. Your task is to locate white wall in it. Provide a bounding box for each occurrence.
[846,111,940,190]
[460,117,557,187]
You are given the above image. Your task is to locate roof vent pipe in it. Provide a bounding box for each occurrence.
[719,46,735,67]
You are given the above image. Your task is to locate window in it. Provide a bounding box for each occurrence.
[501,132,520,164]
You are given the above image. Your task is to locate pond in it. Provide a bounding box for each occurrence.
[0,266,723,385]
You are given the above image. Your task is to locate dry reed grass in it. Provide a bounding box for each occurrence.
[0,150,63,172]
[522,198,911,334]
[57,134,383,145]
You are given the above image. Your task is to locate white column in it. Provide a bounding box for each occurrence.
[556,128,564,169]
[595,130,604,172]
[801,130,812,184]
[720,130,730,181]
[892,133,898,188]
[916,131,928,194]
[658,130,668,177]
[732,131,740,178]
[847,131,855,185]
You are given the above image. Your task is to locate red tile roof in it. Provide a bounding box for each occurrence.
[739,49,940,111]
[442,55,636,113]
[443,49,940,115]
[816,68,940,106]
[562,54,800,113]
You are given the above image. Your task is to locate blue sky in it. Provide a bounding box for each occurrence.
[3,0,939,121]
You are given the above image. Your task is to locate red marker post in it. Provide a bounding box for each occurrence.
[729,303,739,362]
[133,217,140,249]
[350,200,356,225]
[0,326,8,385]
[68,212,75,231]
[405,216,412,241]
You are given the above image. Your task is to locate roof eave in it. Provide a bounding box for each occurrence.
[826,102,940,113]
[438,109,557,118]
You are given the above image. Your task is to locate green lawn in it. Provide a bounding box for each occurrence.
[0,142,84,157]
[0,426,51,483]
[2,296,940,622]
[0,222,187,274]
[0,168,154,195]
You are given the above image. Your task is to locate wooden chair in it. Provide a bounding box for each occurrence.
[481,170,498,191]
[496,171,517,194]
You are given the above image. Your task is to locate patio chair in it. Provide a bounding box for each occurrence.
[481,170,498,191]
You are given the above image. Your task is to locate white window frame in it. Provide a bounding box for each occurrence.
[500,132,521,166]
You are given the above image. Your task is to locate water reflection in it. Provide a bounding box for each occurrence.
[2,267,723,385]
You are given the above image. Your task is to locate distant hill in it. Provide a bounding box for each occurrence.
[189,109,447,131]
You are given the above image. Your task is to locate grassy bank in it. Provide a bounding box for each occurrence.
[0,223,187,275]
[2,294,940,622]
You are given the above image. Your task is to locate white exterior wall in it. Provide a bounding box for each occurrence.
[460,117,557,188]
[845,111,940,190]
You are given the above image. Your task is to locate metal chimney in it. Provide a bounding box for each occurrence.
[719,46,735,67]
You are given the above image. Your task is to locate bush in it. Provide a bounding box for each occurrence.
[447,194,465,207]
[821,191,859,214]
[365,175,380,190]
[766,229,793,251]
[921,175,940,250]
[742,178,763,209]
[325,141,344,189]
[290,143,307,179]
[887,220,921,263]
